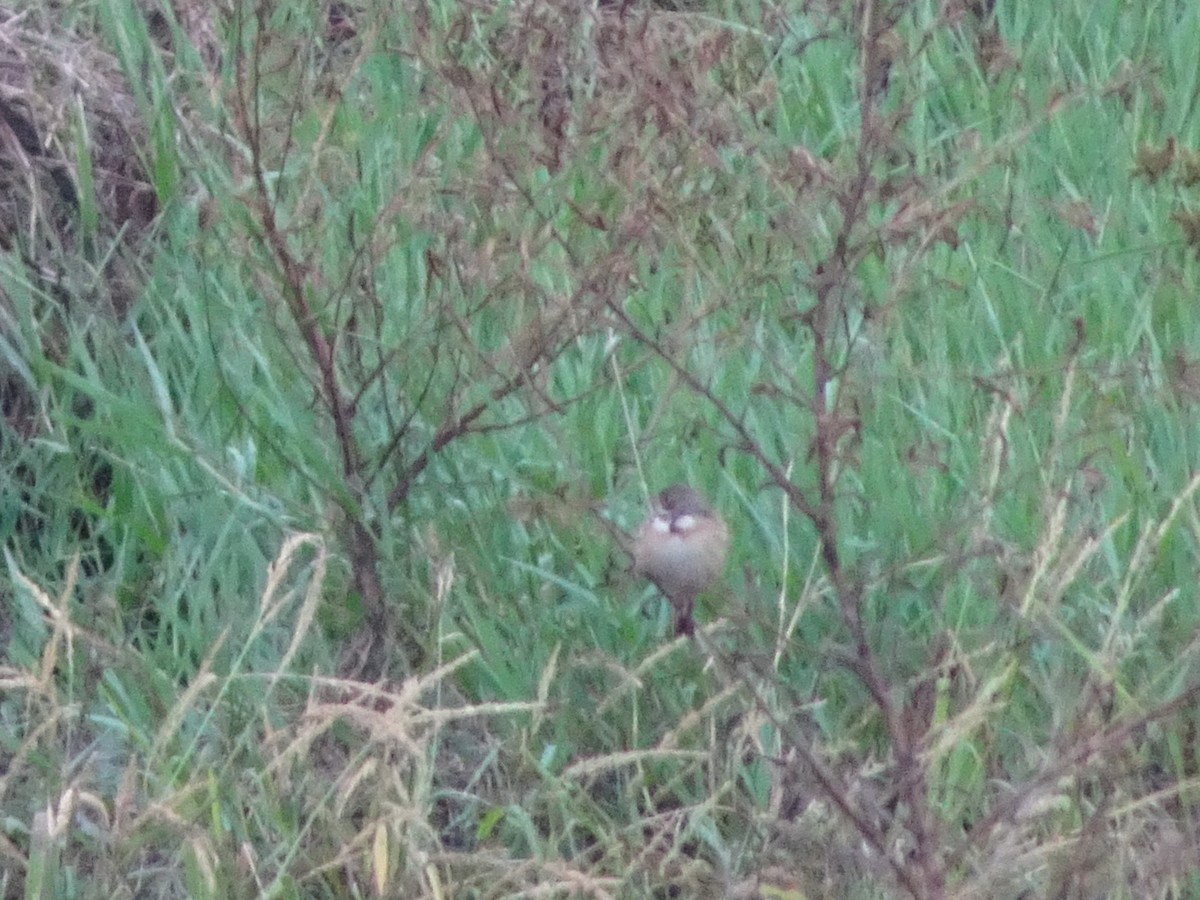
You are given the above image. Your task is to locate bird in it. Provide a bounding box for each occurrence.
[632,484,730,636]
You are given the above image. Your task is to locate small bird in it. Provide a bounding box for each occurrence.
[632,484,730,636]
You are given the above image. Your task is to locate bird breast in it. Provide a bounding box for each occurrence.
[633,514,729,597]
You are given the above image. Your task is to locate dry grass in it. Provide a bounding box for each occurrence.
[4,0,1200,898]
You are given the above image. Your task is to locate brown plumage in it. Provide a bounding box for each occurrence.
[632,484,730,635]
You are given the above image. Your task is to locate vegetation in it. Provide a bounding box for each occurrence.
[3,0,1200,896]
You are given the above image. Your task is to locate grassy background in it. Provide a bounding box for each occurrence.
[4,0,1200,896]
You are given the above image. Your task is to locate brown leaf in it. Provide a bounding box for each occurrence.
[1170,208,1200,257]
[1133,136,1176,182]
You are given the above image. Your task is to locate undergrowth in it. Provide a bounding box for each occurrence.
[4,0,1200,897]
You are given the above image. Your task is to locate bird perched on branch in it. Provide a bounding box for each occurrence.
[632,484,730,636]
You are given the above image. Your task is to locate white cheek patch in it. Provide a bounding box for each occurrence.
[672,514,697,533]
[651,516,672,534]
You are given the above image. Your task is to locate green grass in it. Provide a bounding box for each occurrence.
[4,0,1200,897]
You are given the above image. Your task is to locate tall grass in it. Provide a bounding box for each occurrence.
[4,0,1200,896]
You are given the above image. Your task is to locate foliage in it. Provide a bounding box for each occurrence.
[4,0,1200,897]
